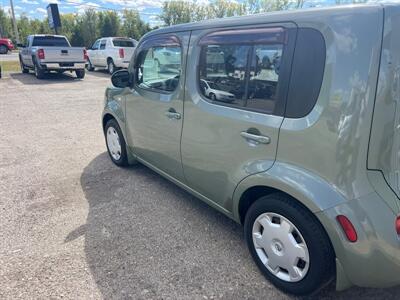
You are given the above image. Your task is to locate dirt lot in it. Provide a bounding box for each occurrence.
[1,71,399,299]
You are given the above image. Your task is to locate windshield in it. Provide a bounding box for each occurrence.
[32,36,70,47]
[113,39,136,47]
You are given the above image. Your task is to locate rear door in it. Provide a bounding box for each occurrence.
[125,32,190,181]
[181,25,296,209]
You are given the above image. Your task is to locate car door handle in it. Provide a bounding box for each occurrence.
[240,131,271,145]
[165,109,181,120]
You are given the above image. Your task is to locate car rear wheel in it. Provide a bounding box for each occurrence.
[244,193,335,296]
[104,119,128,167]
[34,62,45,79]
[0,45,8,54]
[75,69,85,79]
[107,59,116,75]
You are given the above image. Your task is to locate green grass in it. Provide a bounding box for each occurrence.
[0,61,20,72]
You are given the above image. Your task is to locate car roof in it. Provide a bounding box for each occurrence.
[143,4,384,39]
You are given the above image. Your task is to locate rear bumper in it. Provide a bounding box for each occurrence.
[316,192,400,289]
[114,59,130,69]
[40,62,86,70]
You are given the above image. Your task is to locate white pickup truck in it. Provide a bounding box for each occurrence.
[86,37,137,74]
[19,35,87,79]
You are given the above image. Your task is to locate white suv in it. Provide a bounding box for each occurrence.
[87,37,137,74]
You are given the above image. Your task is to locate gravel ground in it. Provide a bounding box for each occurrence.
[1,71,400,299]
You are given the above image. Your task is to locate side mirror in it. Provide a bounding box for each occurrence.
[111,69,130,88]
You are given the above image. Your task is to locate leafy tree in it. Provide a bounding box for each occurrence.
[0,8,12,38]
[98,11,120,37]
[121,9,151,40]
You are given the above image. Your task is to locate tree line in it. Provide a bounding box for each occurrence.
[0,8,151,47]
[0,0,366,47]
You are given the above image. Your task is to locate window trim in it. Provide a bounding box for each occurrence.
[133,34,183,95]
[196,27,296,116]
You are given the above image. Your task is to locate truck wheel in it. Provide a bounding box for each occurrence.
[75,69,85,79]
[244,193,335,296]
[34,62,45,79]
[0,45,8,54]
[20,57,29,74]
[104,119,128,167]
[107,59,116,75]
[86,59,94,71]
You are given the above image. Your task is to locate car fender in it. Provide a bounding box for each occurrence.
[232,161,347,223]
[102,87,136,164]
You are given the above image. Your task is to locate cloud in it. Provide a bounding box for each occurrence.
[36,7,47,13]
[41,0,60,4]
[100,0,164,9]
[22,0,40,4]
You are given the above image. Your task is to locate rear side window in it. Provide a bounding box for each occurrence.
[285,28,326,118]
[135,35,181,92]
[113,39,135,47]
[198,27,290,115]
[32,36,70,47]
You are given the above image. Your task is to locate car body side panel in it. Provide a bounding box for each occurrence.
[316,192,400,288]
[277,7,383,203]
[368,5,400,199]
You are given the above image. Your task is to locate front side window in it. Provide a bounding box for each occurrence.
[92,40,100,50]
[135,40,181,93]
[100,40,106,50]
[198,28,286,114]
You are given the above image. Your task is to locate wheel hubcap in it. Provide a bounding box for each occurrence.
[252,213,310,282]
[106,127,121,161]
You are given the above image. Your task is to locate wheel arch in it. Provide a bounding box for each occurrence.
[233,162,347,225]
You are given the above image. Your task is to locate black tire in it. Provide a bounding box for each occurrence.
[34,61,45,79]
[0,45,8,54]
[210,93,217,101]
[107,59,116,75]
[19,57,29,73]
[75,69,85,79]
[86,59,94,71]
[244,193,335,296]
[104,119,128,167]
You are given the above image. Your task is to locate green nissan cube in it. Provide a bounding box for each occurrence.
[102,4,400,296]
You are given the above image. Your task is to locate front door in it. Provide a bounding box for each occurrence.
[125,32,190,181]
[181,25,296,210]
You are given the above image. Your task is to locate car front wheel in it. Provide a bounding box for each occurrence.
[244,193,335,296]
[104,119,128,167]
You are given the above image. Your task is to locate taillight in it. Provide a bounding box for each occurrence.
[119,48,124,59]
[396,216,400,235]
[37,49,45,59]
[336,215,358,243]
[83,49,88,61]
